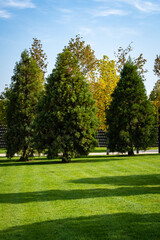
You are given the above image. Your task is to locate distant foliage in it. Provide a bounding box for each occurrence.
[114,43,147,78]
[30,38,48,76]
[5,50,44,160]
[33,50,98,162]
[91,56,119,131]
[0,88,9,126]
[150,55,160,124]
[65,34,97,79]
[153,55,160,78]
[107,61,156,155]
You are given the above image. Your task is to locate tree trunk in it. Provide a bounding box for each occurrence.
[20,148,29,161]
[128,149,134,156]
[62,151,71,163]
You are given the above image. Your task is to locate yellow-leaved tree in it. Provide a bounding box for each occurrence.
[90,56,119,131]
[149,55,160,125]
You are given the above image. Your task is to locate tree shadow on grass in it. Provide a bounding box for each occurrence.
[0,185,159,204]
[0,154,142,167]
[70,174,160,186]
[0,158,62,166]
[0,213,160,240]
[0,153,159,167]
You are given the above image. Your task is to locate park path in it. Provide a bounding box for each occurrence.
[0,149,159,157]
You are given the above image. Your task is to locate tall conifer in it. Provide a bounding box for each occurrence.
[5,50,43,160]
[33,50,98,162]
[106,61,156,155]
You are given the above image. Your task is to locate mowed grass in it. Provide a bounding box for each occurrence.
[0,154,160,240]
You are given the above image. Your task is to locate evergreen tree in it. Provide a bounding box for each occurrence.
[33,50,98,162]
[5,50,43,160]
[106,61,156,155]
[30,38,48,76]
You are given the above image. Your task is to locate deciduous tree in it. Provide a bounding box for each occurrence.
[114,43,147,78]
[65,34,97,79]
[91,56,119,131]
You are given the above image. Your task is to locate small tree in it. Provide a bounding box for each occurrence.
[5,50,43,160]
[33,49,98,162]
[106,61,156,155]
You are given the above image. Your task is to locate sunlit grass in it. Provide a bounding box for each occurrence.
[0,154,160,240]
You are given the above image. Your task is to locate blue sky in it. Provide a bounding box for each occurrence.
[0,0,160,95]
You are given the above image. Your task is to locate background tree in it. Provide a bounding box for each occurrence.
[150,55,160,112]
[33,49,98,162]
[0,87,10,126]
[150,55,160,152]
[114,43,147,78]
[106,60,156,155]
[149,80,160,110]
[91,56,119,131]
[30,38,48,76]
[5,50,44,160]
[153,55,160,77]
[65,34,97,79]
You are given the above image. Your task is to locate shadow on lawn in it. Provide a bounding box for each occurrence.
[0,213,160,240]
[0,185,159,204]
[0,154,157,167]
[70,174,160,186]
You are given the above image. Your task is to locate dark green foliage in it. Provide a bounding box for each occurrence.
[33,50,98,162]
[5,50,43,160]
[106,61,156,155]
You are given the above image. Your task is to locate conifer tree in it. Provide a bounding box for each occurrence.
[33,50,98,162]
[106,61,156,155]
[5,50,43,160]
[30,38,48,76]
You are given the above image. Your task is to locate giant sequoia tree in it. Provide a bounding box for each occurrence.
[33,50,98,162]
[106,61,156,155]
[5,50,43,160]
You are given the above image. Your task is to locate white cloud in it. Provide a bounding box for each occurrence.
[0,0,35,9]
[0,9,11,18]
[94,0,160,13]
[93,8,129,17]
[7,0,35,9]
[0,0,35,19]
[99,26,139,38]
[133,1,160,13]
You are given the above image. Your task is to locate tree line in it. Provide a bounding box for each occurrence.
[0,35,159,161]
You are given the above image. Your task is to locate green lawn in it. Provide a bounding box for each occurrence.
[0,154,160,240]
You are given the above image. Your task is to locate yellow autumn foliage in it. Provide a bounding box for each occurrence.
[90,55,119,131]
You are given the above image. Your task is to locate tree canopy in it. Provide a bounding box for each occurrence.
[5,50,44,160]
[91,56,119,131]
[114,43,147,78]
[106,61,156,155]
[33,49,98,162]
[65,34,97,79]
[30,38,48,76]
